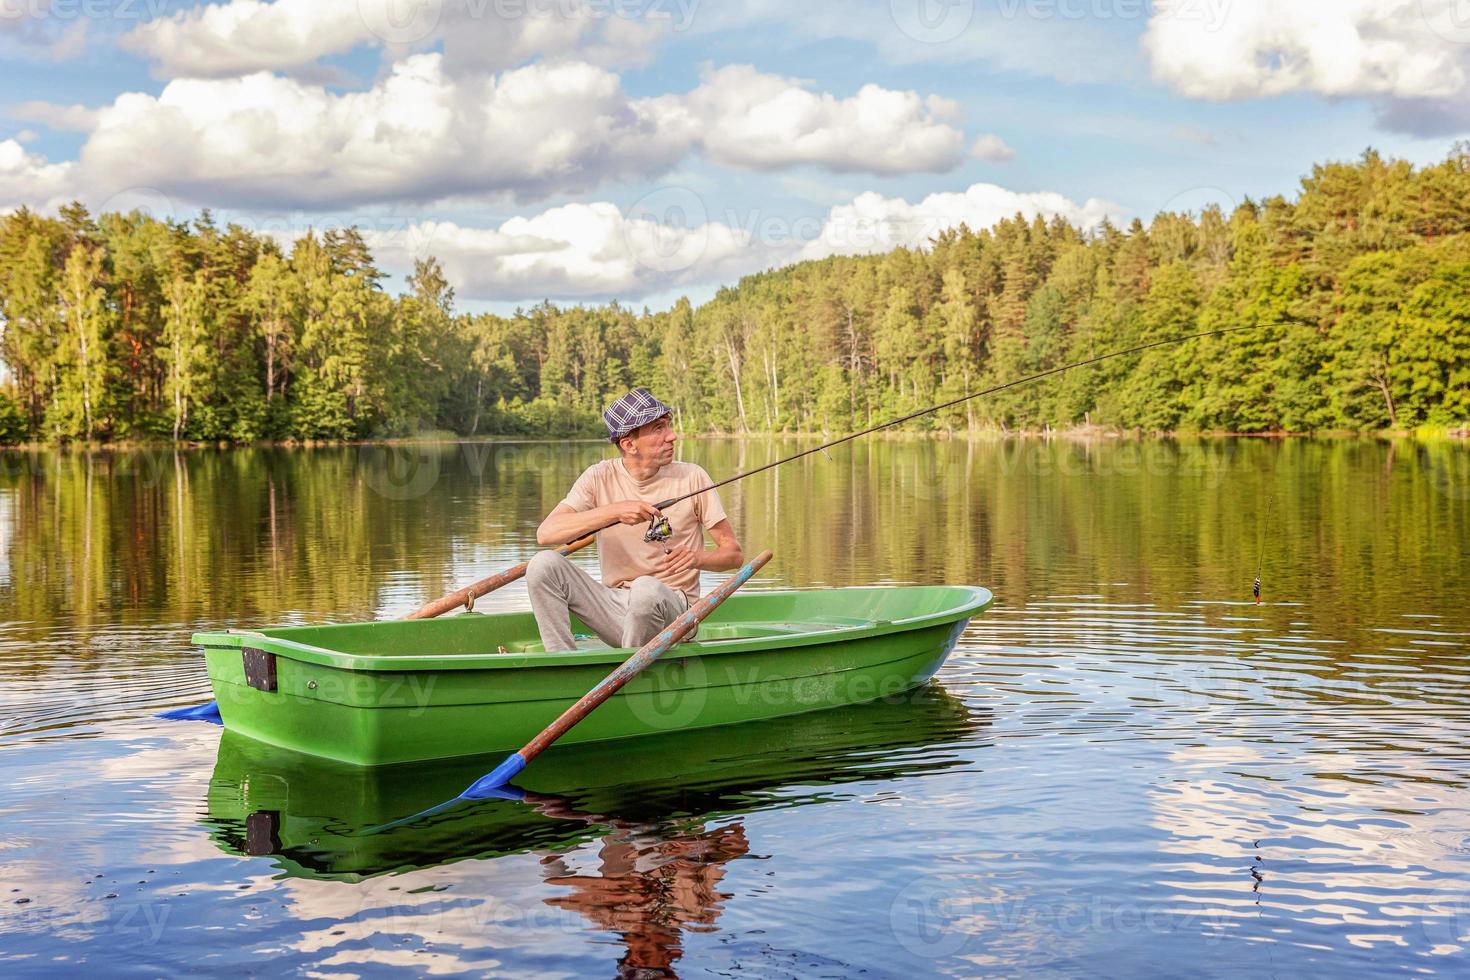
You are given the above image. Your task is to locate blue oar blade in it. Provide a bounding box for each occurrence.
[157,701,223,724]
[460,752,528,799]
[364,784,526,835]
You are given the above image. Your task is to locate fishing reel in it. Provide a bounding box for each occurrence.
[644,514,673,545]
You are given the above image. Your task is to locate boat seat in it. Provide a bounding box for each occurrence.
[498,618,876,654]
[697,619,869,641]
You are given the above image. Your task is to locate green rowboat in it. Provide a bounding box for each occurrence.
[191,585,992,766]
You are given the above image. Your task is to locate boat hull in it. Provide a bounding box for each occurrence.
[195,586,991,766]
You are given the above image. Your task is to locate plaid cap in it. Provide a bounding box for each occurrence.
[603,388,674,443]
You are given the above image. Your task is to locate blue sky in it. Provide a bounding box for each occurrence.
[2,0,1466,313]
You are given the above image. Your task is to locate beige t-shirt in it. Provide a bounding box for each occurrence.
[561,458,729,602]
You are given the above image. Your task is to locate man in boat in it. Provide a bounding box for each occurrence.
[527,388,744,652]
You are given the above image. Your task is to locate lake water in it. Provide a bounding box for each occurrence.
[2,437,1469,977]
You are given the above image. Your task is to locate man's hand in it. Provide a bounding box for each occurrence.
[606,500,661,527]
[654,544,701,584]
[538,500,659,547]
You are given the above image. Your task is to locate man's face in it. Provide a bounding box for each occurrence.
[622,413,677,463]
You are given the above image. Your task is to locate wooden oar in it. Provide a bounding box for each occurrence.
[459,548,774,795]
[407,534,597,620]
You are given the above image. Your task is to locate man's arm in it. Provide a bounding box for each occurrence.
[700,519,744,572]
[653,519,744,582]
[536,501,661,547]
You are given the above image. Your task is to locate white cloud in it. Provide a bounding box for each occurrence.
[361,203,777,300]
[1144,0,1470,133]
[6,56,966,211]
[657,64,967,175]
[799,183,1118,261]
[970,134,1016,162]
[0,139,74,213]
[10,100,100,132]
[436,0,667,73]
[342,181,1116,302]
[119,0,670,78]
[119,0,369,78]
[73,54,686,209]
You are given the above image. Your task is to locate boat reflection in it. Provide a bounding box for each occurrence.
[203,685,985,882]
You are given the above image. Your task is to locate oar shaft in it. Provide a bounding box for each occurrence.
[407,534,596,620]
[464,548,773,794]
[524,550,771,758]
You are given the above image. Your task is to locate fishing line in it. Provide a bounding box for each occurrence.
[632,319,1316,543]
[1253,495,1275,605]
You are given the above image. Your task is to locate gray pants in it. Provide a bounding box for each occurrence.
[525,550,689,652]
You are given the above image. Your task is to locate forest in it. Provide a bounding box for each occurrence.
[1,146,1468,445]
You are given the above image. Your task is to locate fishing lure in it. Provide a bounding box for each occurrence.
[1253,496,1275,605]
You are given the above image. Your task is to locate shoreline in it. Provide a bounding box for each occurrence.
[1,425,1465,453]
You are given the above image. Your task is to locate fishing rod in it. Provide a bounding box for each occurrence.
[635,319,1315,543]
[409,319,1309,620]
